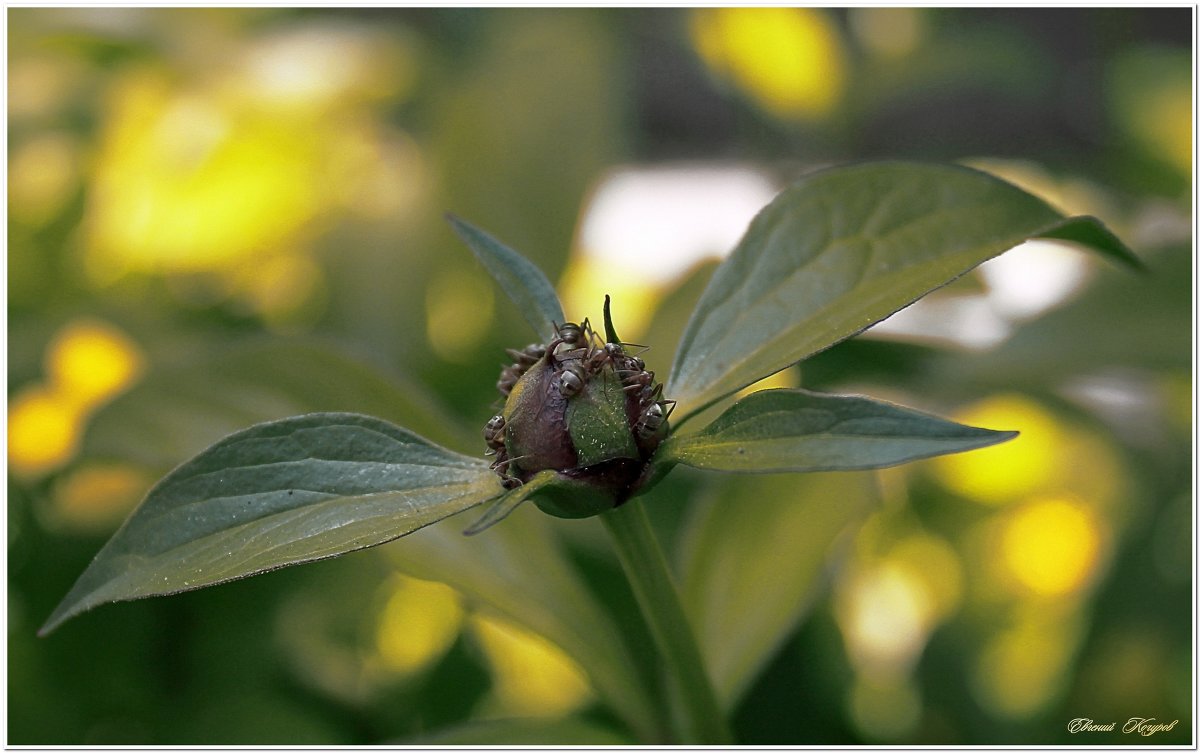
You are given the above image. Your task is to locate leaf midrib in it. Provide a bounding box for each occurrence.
[110,477,493,573]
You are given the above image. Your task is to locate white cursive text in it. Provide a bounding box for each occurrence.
[1123,717,1178,736]
[1068,718,1115,733]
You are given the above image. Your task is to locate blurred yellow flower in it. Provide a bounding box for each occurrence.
[9,318,144,478]
[690,7,846,121]
[45,318,145,412]
[1000,497,1104,598]
[81,21,420,304]
[8,385,84,478]
[85,71,324,279]
[374,575,464,677]
[932,395,1066,505]
[837,560,934,679]
[470,612,593,717]
[557,253,660,344]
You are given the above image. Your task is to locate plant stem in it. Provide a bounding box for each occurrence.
[600,499,733,745]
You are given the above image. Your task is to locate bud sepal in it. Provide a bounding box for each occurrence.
[480,314,674,521]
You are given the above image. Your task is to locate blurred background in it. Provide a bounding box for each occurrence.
[7,7,1192,745]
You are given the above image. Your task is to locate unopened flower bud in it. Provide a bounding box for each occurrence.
[485,318,672,518]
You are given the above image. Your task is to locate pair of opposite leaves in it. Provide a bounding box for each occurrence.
[40,161,1140,636]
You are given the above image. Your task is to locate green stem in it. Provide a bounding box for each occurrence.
[600,499,733,745]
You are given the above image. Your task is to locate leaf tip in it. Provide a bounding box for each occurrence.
[1038,215,1146,273]
[983,428,1020,447]
[444,212,468,235]
[37,602,77,638]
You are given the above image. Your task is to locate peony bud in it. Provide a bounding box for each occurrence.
[484,318,671,518]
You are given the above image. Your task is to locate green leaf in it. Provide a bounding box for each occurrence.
[678,471,879,709]
[41,413,503,636]
[1036,214,1145,271]
[659,388,1016,473]
[447,214,566,343]
[666,161,1141,421]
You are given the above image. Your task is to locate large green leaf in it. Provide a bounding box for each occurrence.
[659,388,1015,473]
[41,413,503,636]
[677,471,879,710]
[666,162,1140,421]
[447,214,566,343]
[74,340,661,737]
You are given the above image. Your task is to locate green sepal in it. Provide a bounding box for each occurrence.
[463,470,560,535]
[447,214,567,343]
[529,472,623,519]
[603,294,622,344]
[566,366,639,467]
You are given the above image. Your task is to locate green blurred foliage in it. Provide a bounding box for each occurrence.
[8,7,1191,745]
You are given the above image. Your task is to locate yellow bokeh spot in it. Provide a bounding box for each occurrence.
[557,252,660,344]
[837,561,935,678]
[85,71,324,278]
[8,385,85,477]
[690,7,846,121]
[81,27,419,287]
[425,269,495,363]
[45,318,145,412]
[931,395,1063,505]
[1001,497,1103,597]
[49,464,152,533]
[10,319,144,478]
[972,609,1081,720]
[470,613,593,717]
[374,575,464,677]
